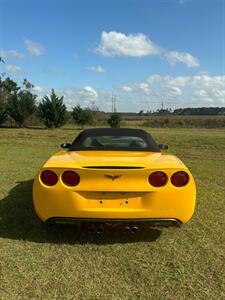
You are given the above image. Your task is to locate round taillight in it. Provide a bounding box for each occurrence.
[40,170,58,186]
[171,171,189,187]
[149,171,167,187]
[61,171,80,186]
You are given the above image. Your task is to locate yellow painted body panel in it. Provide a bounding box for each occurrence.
[33,151,196,223]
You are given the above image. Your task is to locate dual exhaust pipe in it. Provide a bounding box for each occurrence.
[87,225,139,234]
[88,225,104,235]
[123,226,139,234]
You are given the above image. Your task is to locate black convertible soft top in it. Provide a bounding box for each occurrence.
[69,128,160,152]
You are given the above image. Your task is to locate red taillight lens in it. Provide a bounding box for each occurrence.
[149,171,167,187]
[171,171,189,187]
[40,170,58,186]
[61,171,80,186]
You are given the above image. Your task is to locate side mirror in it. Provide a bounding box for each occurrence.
[61,143,71,149]
[158,144,168,150]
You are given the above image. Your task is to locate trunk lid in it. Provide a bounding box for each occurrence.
[43,150,185,169]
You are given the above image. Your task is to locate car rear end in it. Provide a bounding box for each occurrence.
[33,163,196,226]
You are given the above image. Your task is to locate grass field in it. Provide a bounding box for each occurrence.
[0,127,225,299]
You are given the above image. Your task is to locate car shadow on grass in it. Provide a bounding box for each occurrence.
[0,180,161,244]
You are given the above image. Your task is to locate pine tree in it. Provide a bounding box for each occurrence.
[39,89,68,128]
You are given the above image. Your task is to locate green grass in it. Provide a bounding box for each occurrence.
[0,127,225,299]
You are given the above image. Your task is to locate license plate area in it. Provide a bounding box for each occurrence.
[79,191,146,199]
[77,191,147,209]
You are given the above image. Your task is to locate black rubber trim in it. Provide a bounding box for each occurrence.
[47,217,182,227]
[82,166,144,169]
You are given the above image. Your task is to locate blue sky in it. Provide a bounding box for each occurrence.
[0,0,224,111]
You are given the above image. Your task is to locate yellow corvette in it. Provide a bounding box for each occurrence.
[33,128,196,231]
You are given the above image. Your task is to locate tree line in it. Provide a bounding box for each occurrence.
[1,57,224,129]
[142,107,225,116]
[173,107,225,115]
[0,75,122,128]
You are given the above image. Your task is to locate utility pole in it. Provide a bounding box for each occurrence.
[161,101,164,121]
[112,94,117,112]
[111,95,114,113]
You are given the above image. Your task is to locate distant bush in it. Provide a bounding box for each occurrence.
[7,90,36,127]
[0,77,20,126]
[0,102,7,125]
[107,113,121,128]
[72,105,94,128]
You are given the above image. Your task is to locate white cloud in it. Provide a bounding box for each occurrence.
[24,39,45,56]
[0,50,24,59]
[193,89,208,97]
[139,83,151,93]
[165,51,200,68]
[4,64,24,75]
[87,66,106,73]
[211,88,225,99]
[33,86,100,109]
[33,86,44,93]
[83,86,98,98]
[32,74,225,112]
[64,90,74,96]
[131,74,225,107]
[97,31,161,57]
[168,86,182,96]
[121,85,132,92]
[96,31,199,68]
[147,74,190,87]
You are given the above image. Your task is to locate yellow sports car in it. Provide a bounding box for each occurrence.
[33,128,196,231]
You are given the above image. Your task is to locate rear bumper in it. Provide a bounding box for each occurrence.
[46,217,182,227]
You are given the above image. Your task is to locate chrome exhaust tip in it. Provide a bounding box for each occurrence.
[96,225,104,234]
[123,226,131,233]
[131,226,139,233]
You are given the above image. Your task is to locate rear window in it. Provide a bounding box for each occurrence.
[82,135,148,149]
[69,128,161,152]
